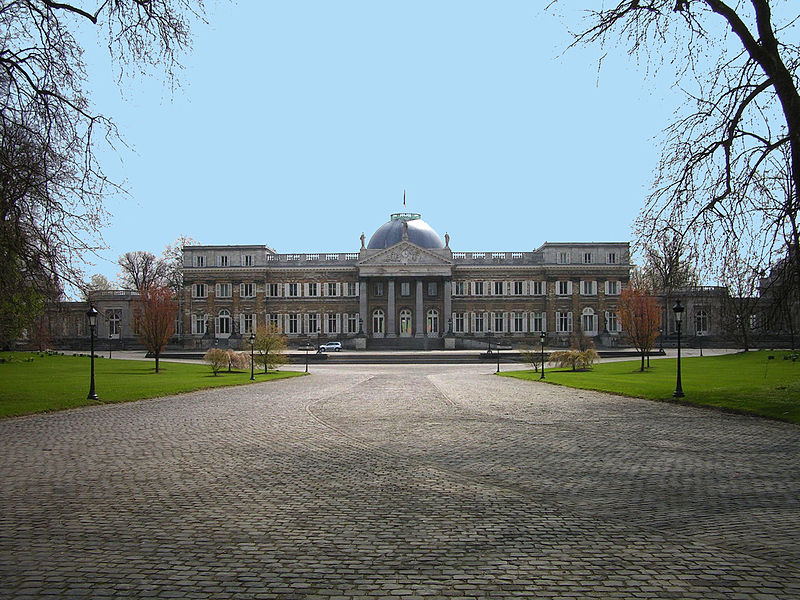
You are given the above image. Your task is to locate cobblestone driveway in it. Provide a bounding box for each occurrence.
[1,364,798,599]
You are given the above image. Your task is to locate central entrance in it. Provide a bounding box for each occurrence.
[399,309,412,337]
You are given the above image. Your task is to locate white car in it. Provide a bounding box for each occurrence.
[318,342,342,352]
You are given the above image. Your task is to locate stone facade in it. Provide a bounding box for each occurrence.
[179,214,631,350]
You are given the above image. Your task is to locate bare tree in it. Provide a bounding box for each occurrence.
[161,235,199,293]
[1,1,202,325]
[552,1,800,286]
[118,251,168,292]
[133,285,178,373]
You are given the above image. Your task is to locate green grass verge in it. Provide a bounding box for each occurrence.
[0,352,306,418]
[500,350,800,424]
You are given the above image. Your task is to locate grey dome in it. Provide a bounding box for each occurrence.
[367,213,445,249]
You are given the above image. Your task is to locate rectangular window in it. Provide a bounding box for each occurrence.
[243,314,254,334]
[287,283,299,297]
[583,252,593,264]
[347,314,359,333]
[240,283,255,298]
[513,312,524,333]
[531,312,544,332]
[347,282,357,296]
[288,314,299,334]
[493,281,504,296]
[308,313,319,334]
[557,251,570,264]
[216,283,231,298]
[474,281,484,296]
[454,281,465,296]
[327,313,338,333]
[267,283,280,297]
[191,314,207,335]
[606,311,619,333]
[217,255,228,267]
[428,282,437,296]
[374,282,384,296]
[606,281,620,295]
[532,281,544,295]
[493,313,504,332]
[327,282,338,296]
[308,283,318,297]
[556,311,573,333]
[193,255,206,267]
[513,281,524,295]
[268,314,281,330]
[193,283,207,298]
[606,252,618,264]
[580,280,596,295]
[474,313,485,333]
[454,313,465,333]
[401,282,411,296]
[557,281,572,296]
[243,255,254,266]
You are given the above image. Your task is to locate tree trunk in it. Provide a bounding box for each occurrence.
[155,352,160,373]
[640,351,645,372]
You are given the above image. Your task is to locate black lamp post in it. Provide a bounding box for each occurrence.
[673,300,685,398]
[86,306,98,400]
[304,343,310,373]
[496,341,501,373]
[108,330,113,359]
[658,328,663,353]
[698,330,703,357]
[540,331,546,380]
[249,332,256,381]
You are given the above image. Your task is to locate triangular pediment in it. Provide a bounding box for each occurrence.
[359,242,452,266]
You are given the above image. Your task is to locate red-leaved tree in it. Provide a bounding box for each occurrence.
[134,285,178,373]
[619,285,661,372]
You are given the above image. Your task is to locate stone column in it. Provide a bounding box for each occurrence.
[359,278,368,334]
[443,278,452,334]
[415,279,424,338]
[387,279,396,337]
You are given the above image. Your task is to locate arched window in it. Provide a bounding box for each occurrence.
[581,307,596,335]
[372,309,385,335]
[427,309,439,335]
[218,309,231,335]
[399,309,412,336]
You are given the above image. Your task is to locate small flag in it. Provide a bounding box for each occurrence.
[403,190,406,207]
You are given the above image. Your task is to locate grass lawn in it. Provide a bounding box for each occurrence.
[0,352,306,418]
[500,350,800,424]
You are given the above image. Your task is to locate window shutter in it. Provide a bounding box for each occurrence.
[336,283,341,297]
[239,314,245,333]
[568,312,573,332]
[336,313,341,333]
[567,281,573,295]
[502,311,509,332]
[521,312,528,333]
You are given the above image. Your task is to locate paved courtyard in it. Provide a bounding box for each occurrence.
[1,363,799,599]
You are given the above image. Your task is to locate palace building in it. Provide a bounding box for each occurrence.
[179,213,632,349]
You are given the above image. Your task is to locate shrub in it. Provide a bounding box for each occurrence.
[549,348,599,371]
[203,348,228,376]
[519,345,541,372]
[225,349,249,372]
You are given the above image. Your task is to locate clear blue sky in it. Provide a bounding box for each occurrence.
[80,1,680,285]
